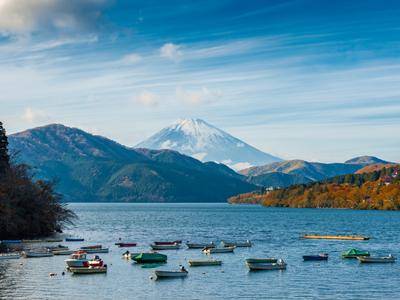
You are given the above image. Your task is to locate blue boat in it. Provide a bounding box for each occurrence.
[303,253,329,261]
[1,240,22,244]
[65,238,85,242]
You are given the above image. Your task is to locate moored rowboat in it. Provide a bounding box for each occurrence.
[189,260,222,266]
[132,253,167,263]
[65,238,84,242]
[303,234,369,241]
[247,260,287,271]
[303,253,329,261]
[154,270,188,278]
[69,266,107,274]
[23,251,54,258]
[186,242,215,249]
[357,255,396,263]
[83,248,109,254]
[245,258,278,264]
[203,246,235,254]
[222,240,252,247]
[80,245,102,250]
[115,243,137,247]
[150,243,180,250]
[154,241,182,245]
[0,253,21,260]
[52,250,74,256]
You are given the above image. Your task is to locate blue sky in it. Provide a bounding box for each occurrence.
[1,0,399,162]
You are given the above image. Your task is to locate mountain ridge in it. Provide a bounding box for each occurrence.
[8,124,255,202]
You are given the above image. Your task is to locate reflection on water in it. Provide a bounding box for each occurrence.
[0,203,399,300]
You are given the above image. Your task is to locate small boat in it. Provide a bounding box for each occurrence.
[303,253,329,261]
[154,269,188,279]
[65,238,84,242]
[80,245,102,250]
[69,266,107,274]
[154,240,182,245]
[245,258,278,264]
[222,240,252,247]
[247,259,287,271]
[357,255,396,263]
[0,253,21,260]
[342,248,370,258]
[46,239,63,243]
[303,234,369,241]
[203,246,235,254]
[189,260,222,266]
[150,243,180,250]
[65,251,89,268]
[23,251,54,258]
[186,242,215,249]
[52,250,74,256]
[22,239,43,243]
[47,245,69,251]
[1,240,22,244]
[83,248,109,254]
[132,252,167,263]
[115,242,137,247]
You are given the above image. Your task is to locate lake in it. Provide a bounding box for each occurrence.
[1,203,399,299]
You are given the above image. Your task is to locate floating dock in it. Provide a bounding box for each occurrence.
[302,234,370,241]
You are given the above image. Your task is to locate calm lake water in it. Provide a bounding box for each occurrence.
[1,203,399,300]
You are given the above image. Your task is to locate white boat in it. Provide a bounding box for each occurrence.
[0,253,21,260]
[203,246,235,254]
[222,240,252,247]
[23,251,54,258]
[154,269,188,278]
[65,251,89,268]
[150,243,180,250]
[247,259,287,271]
[186,242,215,249]
[357,255,396,263]
[189,259,222,266]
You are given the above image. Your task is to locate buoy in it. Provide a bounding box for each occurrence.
[149,276,153,280]
[62,272,65,276]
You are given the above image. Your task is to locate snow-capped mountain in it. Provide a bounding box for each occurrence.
[135,118,281,170]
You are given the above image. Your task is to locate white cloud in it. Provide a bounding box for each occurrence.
[0,0,108,36]
[176,86,222,105]
[160,43,182,61]
[137,90,159,106]
[121,53,142,64]
[21,108,50,123]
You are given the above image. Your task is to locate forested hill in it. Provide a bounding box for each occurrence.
[229,166,400,210]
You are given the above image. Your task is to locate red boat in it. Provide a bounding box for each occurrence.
[154,240,182,245]
[115,243,137,247]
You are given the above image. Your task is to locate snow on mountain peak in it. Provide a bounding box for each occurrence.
[136,118,281,170]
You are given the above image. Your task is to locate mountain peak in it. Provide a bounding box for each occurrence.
[345,156,391,165]
[136,118,281,170]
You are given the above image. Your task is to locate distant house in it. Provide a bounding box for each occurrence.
[382,175,392,185]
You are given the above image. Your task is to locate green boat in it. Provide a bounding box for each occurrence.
[342,248,370,258]
[132,252,167,263]
[246,258,278,264]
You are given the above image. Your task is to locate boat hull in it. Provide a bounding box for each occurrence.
[246,258,278,264]
[65,238,84,242]
[53,250,74,255]
[23,252,54,258]
[303,255,328,261]
[65,259,89,268]
[150,244,180,250]
[203,247,235,254]
[186,243,215,249]
[247,262,287,271]
[83,248,109,254]
[132,253,167,263]
[189,260,222,266]
[0,254,20,260]
[303,235,369,241]
[357,256,396,263]
[69,267,107,274]
[155,270,188,278]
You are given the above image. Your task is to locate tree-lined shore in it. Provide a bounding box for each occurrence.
[0,122,74,240]
[229,167,400,210]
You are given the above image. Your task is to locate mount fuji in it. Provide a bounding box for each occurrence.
[136,118,282,170]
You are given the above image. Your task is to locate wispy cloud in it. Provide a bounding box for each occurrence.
[136,90,159,106]
[176,87,222,105]
[121,53,143,64]
[160,43,182,61]
[21,107,50,123]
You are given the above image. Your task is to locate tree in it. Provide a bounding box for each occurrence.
[0,121,10,174]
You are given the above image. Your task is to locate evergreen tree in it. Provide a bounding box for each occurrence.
[0,121,10,174]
